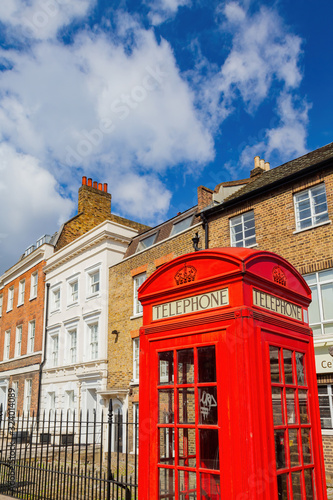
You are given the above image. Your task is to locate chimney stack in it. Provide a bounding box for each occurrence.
[78,176,111,215]
[250,156,270,178]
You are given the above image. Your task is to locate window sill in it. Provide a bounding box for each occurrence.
[67,302,79,309]
[29,296,37,301]
[50,308,60,315]
[293,219,331,234]
[231,243,258,249]
[130,380,139,387]
[17,303,24,308]
[86,293,100,301]
[322,429,333,436]
[6,308,13,313]
[130,313,143,320]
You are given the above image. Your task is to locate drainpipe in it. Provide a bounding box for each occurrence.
[201,212,209,249]
[37,283,50,420]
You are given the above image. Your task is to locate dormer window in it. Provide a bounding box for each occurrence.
[136,233,157,252]
[170,216,193,236]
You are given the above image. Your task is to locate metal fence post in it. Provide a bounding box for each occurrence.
[107,399,113,500]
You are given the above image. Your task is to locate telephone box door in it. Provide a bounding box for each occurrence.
[150,332,226,500]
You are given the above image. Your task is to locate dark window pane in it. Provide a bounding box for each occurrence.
[286,389,297,424]
[270,346,281,383]
[275,430,286,469]
[298,390,309,424]
[178,349,194,384]
[289,429,300,467]
[199,429,219,470]
[295,352,306,386]
[199,387,218,425]
[178,428,196,468]
[159,390,174,423]
[159,351,174,385]
[159,468,175,499]
[200,473,220,499]
[271,387,284,425]
[159,427,174,465]
[283,350,294,385]
[302,428,313,465]
[178,388,195,424]
[277,474,289,500]
[291,472,302,500]
[304,469,315,499]
[198,346,216,383]
[179,470,196,500]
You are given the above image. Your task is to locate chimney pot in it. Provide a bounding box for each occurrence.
[98,183,102,191]
[264,161,270,171]
[259,159,265,170]
[104,183,108,193]
[82,176,87,186]
[93,181,98,189]
[88,178,92,187]
[254,156,260,169]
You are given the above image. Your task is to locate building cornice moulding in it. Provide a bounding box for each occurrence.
[0,244,53,286]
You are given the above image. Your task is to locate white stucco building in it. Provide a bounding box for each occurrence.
[41,220,138,422]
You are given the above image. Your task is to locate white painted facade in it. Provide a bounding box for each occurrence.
[41,220,138,422]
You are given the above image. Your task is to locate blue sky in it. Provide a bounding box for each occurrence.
[0,0,332,273]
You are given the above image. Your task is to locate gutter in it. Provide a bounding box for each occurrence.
[200,156,333,218]
[37,282,50,419]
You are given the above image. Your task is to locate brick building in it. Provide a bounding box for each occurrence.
[107,206,204,431]
[0,237,55,414]
[198,141,333,482]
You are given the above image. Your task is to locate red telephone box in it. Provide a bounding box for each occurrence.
[138,248,327,500]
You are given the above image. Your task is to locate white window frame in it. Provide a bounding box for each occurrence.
[133,337,139,383]
[18,279,25,306]
[136,233,157,253]
[49,332,59,367]
[230,210,256,248]
[24,379,32,413]
[7,286,14,311]
[304,269,333,337]
[4,330,11,361]
[67,276,79,306]
[294,183,329,231]
[47,391,56,417]
[88,322,99,360]
[65,389,75,417]
[30,272,38,299]
[15,325,23,357]
[0,294,3,316]
[68,328,77,364]
[133,273,146,316]
[27,320,36,354]
[133,403,139,453]
[86,265,101,299]
[319,384,333,430]
[51,286,61,313]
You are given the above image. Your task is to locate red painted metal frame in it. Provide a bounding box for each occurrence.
[138,248,327,500]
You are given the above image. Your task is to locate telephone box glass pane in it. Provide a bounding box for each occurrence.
[270,346,281,383]
[198,346,216,383]
[179,428,196,467]
[298,390,309,424]
[159,428,175,465]
[295,352,306,386]
[178,349,194,384]
[284,350,294,385]
[301,428,312,464]
[304,469,315,499]
[179,470,197,499]
[198,387,218,425]
[159,352,174,385]
[288,429,300,467]
[159,468,175,499]
[286,389,297,424]
[159,390,174,423]
[275,430,286,469]
[178,388,195,424]
[200,473,220,499]
[272,387,284,425]
[199,429,219,470]
[291,472,302,498]
[277,473,289,500]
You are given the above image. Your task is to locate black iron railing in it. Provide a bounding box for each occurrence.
[0,401,138,500]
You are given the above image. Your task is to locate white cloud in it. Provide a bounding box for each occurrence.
[147,0,191,25]
[0,143,73,273]
[0,0,96,41]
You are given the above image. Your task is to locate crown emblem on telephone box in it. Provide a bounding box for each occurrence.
[272,266,287,286]
[174,263,197,285]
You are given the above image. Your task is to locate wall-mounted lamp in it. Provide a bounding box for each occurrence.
[192,232,200,252]
[111,329,119,342]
